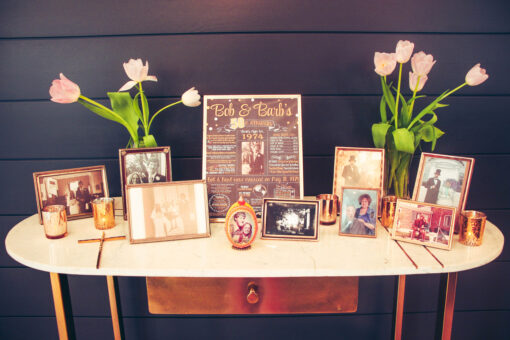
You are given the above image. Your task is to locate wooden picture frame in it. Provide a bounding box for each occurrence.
[203,95,304,221]
[392,199,456,250]
[339,187,379,238]
[119,146,172,220]
[412,153,474,231]
[332,147,384,199]
[126,180,210,244]
[33,165,108,224]
[261,198,319,241]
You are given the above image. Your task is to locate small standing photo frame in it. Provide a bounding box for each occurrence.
[33,165,109,224]
[332,147,384,199]
[261,199,319,241]
[392,199,456,250]
[126,180,210,244]
[119,146,172,219]
[412,153,474,230]
[339,188,379,238]
[225,197,258,249]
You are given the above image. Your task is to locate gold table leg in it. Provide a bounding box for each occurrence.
[436,272,458,340]
[392,275,406,340]
[107,276,125,340]
[49,273,76,340]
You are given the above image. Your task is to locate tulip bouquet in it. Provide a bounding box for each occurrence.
[49,58,201,148]
[372,40,488,198]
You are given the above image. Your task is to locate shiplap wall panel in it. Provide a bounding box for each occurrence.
[0,34,506,101]
[1,0,509,37]
[1,96,509,160]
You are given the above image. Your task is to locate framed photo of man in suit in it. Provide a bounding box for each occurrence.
[119,146,172,219]
[332,147,384,200]
[412,153,474,232]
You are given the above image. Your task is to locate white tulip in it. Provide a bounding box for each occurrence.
[181,87,201,107]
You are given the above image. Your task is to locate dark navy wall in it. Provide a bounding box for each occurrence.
[1,1,509,339]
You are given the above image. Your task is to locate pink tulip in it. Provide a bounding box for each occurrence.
[395,40,414,63]
[374,52,397,76]
[119,58,158,91]
[411,51,436,76]
[409,72,428,92]
[49,73,81,103]
[181,87,201,107]
[465,63,489,86]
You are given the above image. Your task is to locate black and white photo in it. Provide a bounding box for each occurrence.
[262,199,319,241]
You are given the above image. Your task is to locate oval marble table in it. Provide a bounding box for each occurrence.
[6,211,504,340]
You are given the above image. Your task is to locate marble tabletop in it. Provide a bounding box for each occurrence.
[5,205,504,278]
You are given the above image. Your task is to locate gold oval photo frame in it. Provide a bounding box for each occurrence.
[224,204,258,249]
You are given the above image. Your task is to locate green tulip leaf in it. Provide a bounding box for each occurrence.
[372,123,392,148]
[421,125,444,143]
[132,93,143,121]
[143,134,158,147]
[392,128,415,154]
[379,96,387,122]
[78,99,124,126]
[107,92,139,134]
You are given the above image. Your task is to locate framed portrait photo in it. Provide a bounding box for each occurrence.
[225,204,258,249]
[412,153,474,230]
[333,147,384,199]
[261,199,319,241]
[126,180,210,244]
[33,165,108,224]
[119,146,172,219]
[392,199,456,250]
[339,187,379,238]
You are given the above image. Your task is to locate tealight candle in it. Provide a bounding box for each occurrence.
[91,197,115,230]
[459,210,486,246]
[42,205,67,239]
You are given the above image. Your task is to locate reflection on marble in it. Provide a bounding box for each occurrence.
[5,198,504,277]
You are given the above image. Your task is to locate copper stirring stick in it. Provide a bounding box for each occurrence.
[96,232,105,269]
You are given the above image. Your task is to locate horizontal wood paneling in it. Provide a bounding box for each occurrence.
[1,0,509,38]
[0,216,27,267]
[0,34,505,101]
[1,96,509,160]
[0,154,508,215]
[0,317,58,340]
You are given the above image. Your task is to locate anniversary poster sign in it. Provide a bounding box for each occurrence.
[203,95,303,219]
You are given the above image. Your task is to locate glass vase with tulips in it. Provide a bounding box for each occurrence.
[372,40,488,198]
[49,58,201,148]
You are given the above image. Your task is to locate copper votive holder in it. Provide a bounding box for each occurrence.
[459,210,486,246]
[91,197,115,230]
[316,194,339,225]
[381,195,398,228]
[42,205,67,239]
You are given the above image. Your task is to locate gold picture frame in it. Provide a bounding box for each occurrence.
[33,165,109,224]
[261,198,319,241]
[392,199,456,250]
[119,146,172,220]
[339,187,379,238]
[126,180,210,244]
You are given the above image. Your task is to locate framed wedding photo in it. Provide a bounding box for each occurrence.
[412,153,474,229]
[261,199,319,241]
[33,165,108,224]
[119,146,172,219]
[392,199,456,250]
[339,187,379,238]
[333,147,384,199]
[126,180,210,244]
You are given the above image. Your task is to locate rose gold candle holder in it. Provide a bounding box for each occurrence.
[91,197,115,230]
[42,205,67,239]
[316,194,339,225]
[459,210,486,246]
[381,195,398,228]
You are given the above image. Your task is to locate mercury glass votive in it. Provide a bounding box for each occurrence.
[42,205,67,239]
[316,194,339,225]
[459,210,486,246]
[91,197,115,230]
[381,196,398,228]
